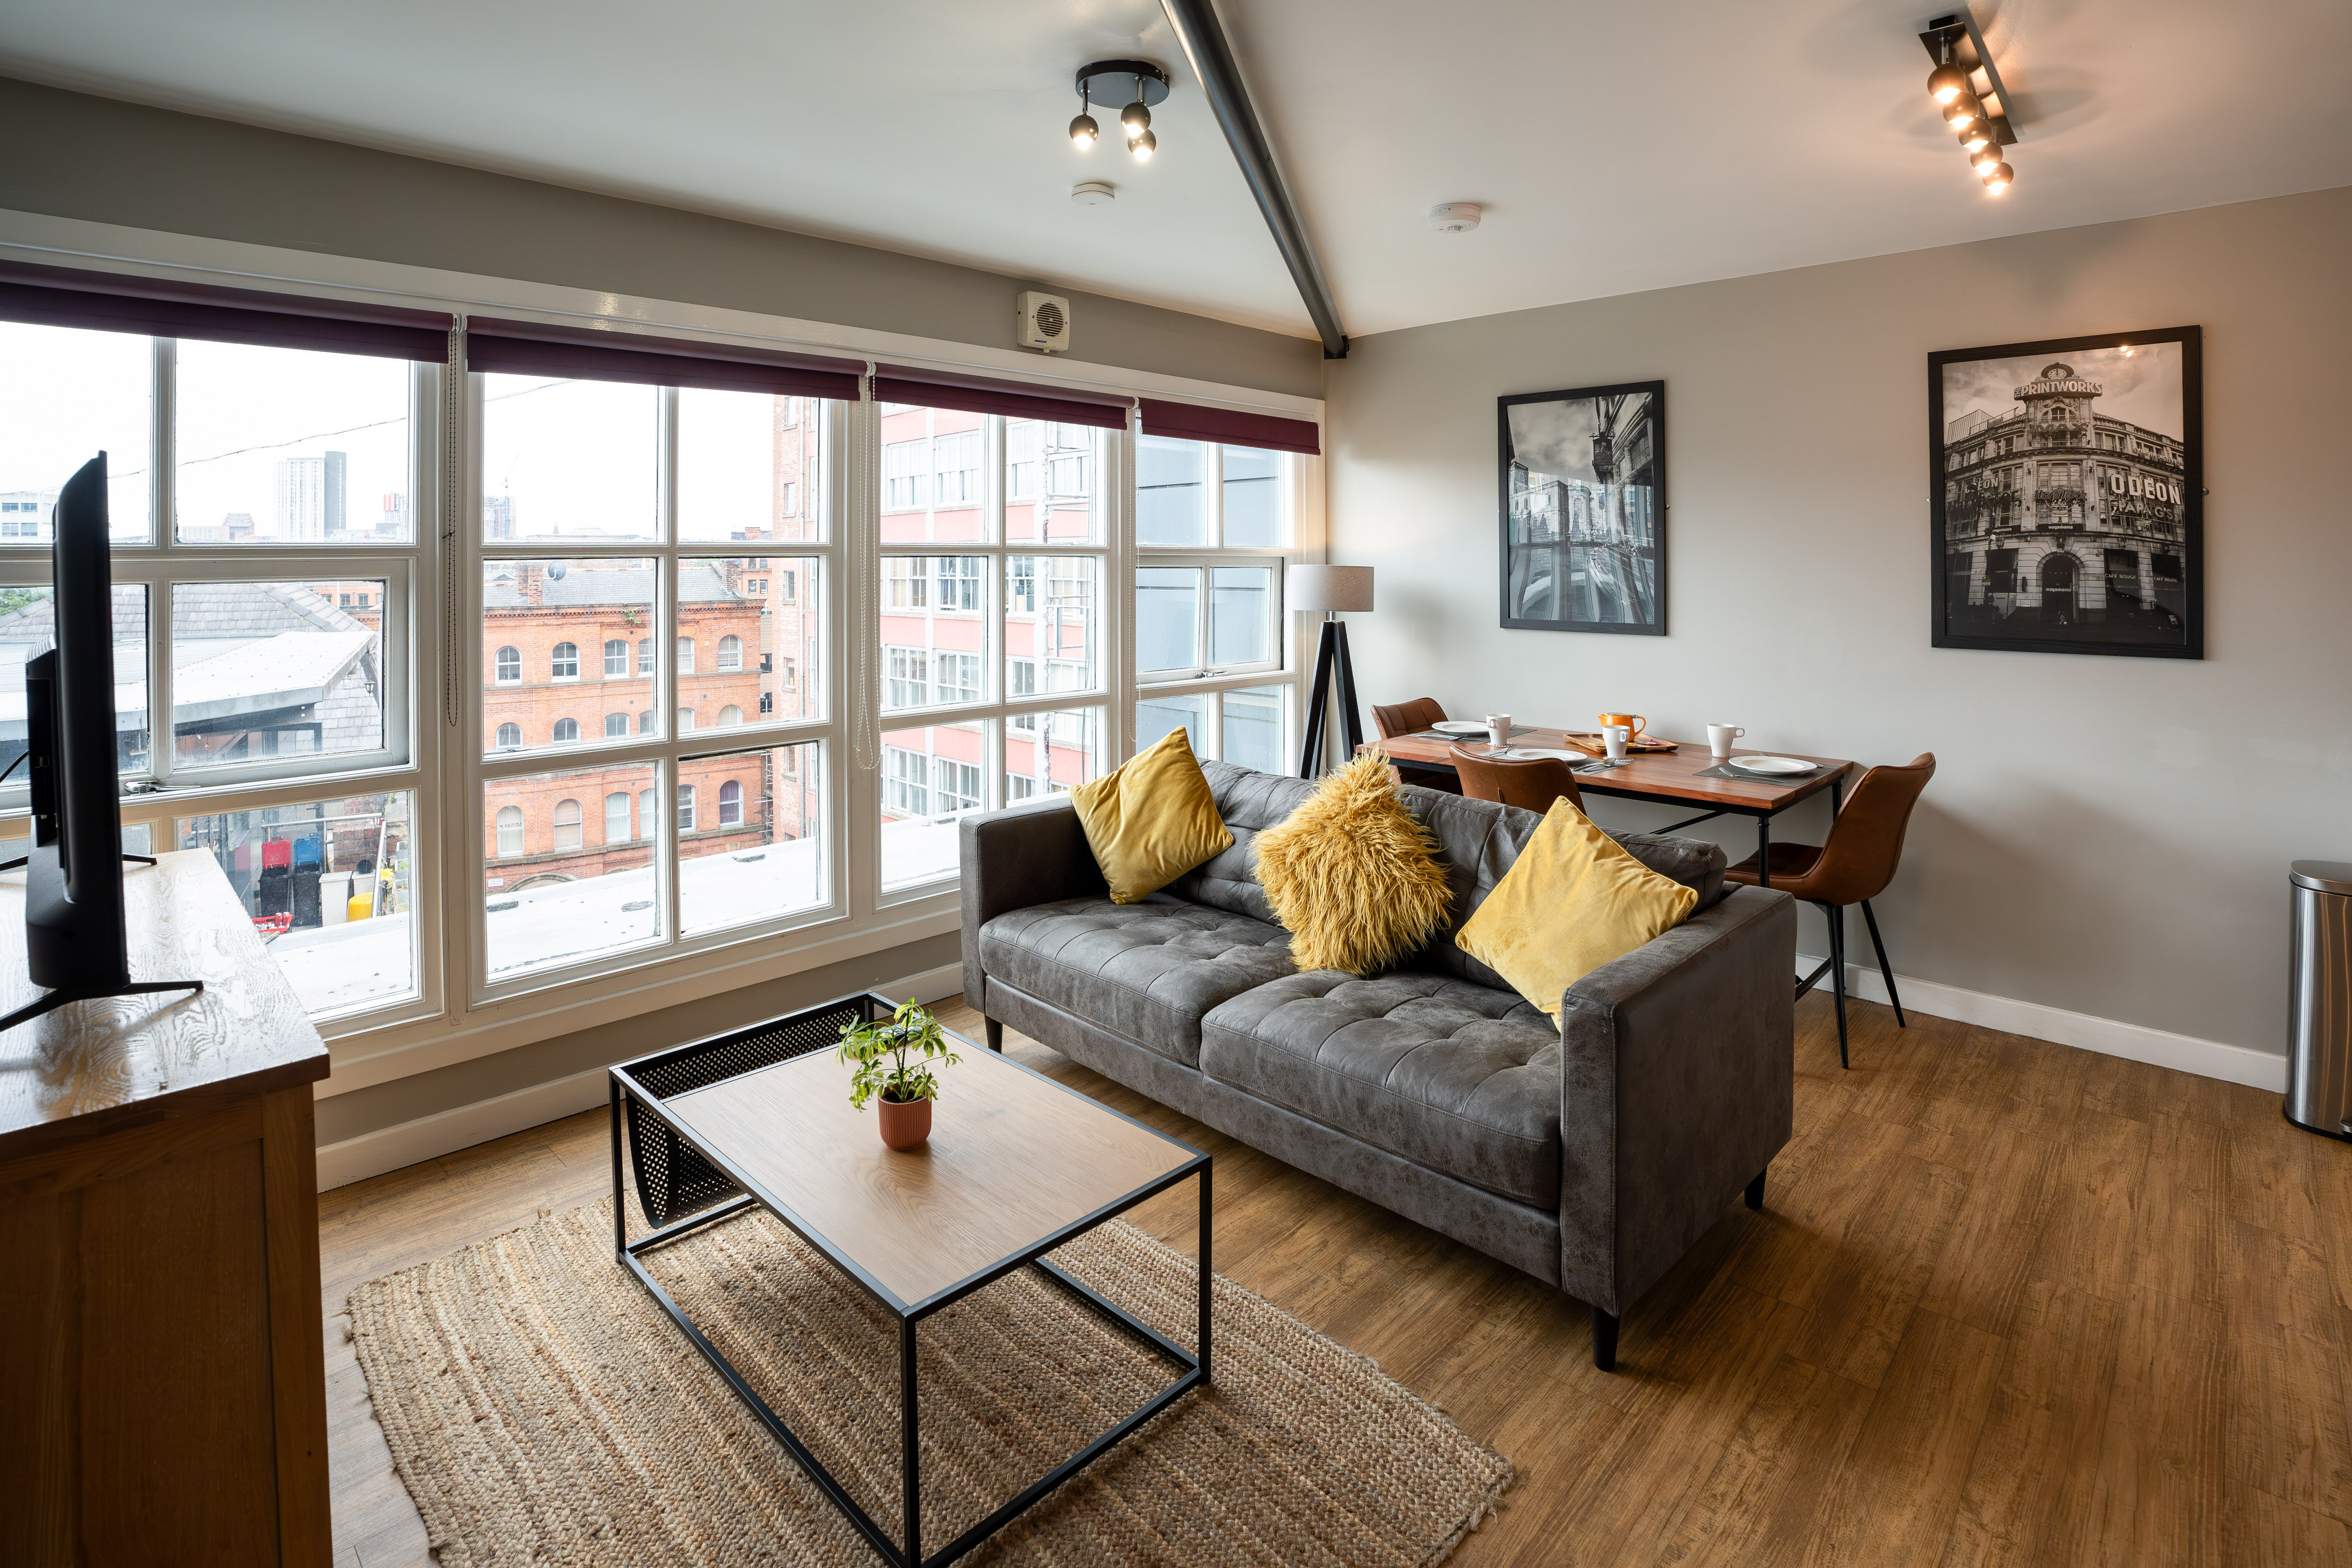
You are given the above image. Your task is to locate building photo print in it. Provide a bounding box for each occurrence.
[1931,328,2202,658]
[1499,381,1665,636]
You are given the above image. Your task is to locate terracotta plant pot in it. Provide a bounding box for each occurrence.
[876,1095,931,1151]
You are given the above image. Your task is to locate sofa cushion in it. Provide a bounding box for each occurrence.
[1161,762,1319,923]
[1068,726,1233,903]
[977,895,1296,1067]
[1199,971,1564,1207]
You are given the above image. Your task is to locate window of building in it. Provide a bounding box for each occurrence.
[1007,772,1038,800]
[637,637,655,675]
[933,430,983,508]
[495,805,524,857]
[495,645,522,683]
[780,481,798,516]
[884,556,927,610]
[675,636,695,674]
[604,638,628,676]
[552,717,580,744]
[718,634,743,670]
[639,787,656,836]
[677,783,697,831]
[605,792,630,843]
[605,712,629,737]
[883,438,930,511]
[551,641,579,679]
[938,556,983,612]
[885,645,930,711]
[935,652,982,706]
[718,704,743,727]
[779,568,798,605]
[934,757,981,814]
[779,656,798,693]
[638,710,655,733]
[495,722,522,749]
[552,797,583,851]
[718,779,744,826]
[882,746,929,816]
[678,707,696,732]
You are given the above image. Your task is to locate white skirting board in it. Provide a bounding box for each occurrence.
[314,963,969,1191]
[1798,953,2288,1092]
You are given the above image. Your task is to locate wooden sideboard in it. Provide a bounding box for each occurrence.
[0,850,332,1567]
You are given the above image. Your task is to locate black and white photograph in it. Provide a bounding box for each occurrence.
[1930,327,2202,658]
[1498,381,1664,635]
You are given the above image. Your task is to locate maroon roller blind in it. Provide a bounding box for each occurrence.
[0,259,453,361]
[1138,397,1320,456]
[467,317,866,400]
[872,365,1134,430]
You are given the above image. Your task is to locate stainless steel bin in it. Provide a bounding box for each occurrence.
[2287,860,2352,1142]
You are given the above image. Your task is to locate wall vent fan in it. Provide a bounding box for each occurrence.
[1017,291,1071,353]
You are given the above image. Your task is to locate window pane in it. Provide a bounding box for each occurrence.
[680,741,826,935]
[1136,694,1204,756]
[1220,446,1286,547]
[683,555,822,728]
[171,580,388,771]
[1136,566,1200,675]
[1002,707,1103,804]
[881,555,986,713]
[483,558,654,756]
[1209,565,1274,666]
[481,375,658,543]
[1137,436,1206,546]
[880,406,985,544]
[1006,556,1098,697]
[880,720,981,891]
[0,585,151,780]
[483,760,662,979]
[1221,685,1286,772]
[176,340,411,544]
[175,791,416,1018]
[1005,419,1100,544]
[678,388,830,544]
[0,322,151,543]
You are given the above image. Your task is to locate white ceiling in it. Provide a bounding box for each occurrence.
[4,0,2347,342]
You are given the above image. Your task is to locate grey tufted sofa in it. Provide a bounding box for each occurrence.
[960,760,1796,1370]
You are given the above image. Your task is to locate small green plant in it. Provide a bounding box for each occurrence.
[836,999,962,1108]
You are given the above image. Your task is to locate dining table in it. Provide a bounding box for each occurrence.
[1361,727,1856,889]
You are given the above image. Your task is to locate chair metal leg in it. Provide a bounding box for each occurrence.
[1825,902,1850,1069]
[1591,1306,1619,1373]
[1744,1169,1767,1211]
[1860,900,1906,1027]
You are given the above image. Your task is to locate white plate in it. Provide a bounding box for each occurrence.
[1430,721,1490,736]
[1727,755,1814,775]
[1498,747,1586,763]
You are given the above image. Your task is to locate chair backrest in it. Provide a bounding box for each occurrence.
[1448,747,1584,813]
[1811,753,1936,905]
[1372,697,1447,740]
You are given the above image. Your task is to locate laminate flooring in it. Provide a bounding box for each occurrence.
[320,993,2352,1567]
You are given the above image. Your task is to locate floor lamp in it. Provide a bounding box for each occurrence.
[1290,565,1373,777]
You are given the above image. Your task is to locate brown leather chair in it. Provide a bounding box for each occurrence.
[1725,754,1935,1068]
[1370,697,1462,794]
[1448,746,1585,813]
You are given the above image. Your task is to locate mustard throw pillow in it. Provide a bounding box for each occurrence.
[1255,752,1455,975]
[1070,727,1234,904]
[1455,797,1698,1022]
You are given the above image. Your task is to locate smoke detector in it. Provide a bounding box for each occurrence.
[1016,290,1071,353]
[1071,180,1116,207]
[1428,202,1483,233]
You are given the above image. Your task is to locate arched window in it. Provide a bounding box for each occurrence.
[637,638,654,675]
[551,641,579,679]
[604,712,629,737]
[605,792,630,843]
[552,798,582,851]
[552,717,580,744]
[638,710,655,734]
[675,636,695,674]
[677,707,695,732]
[494,646,521,684]
[495,805,524,856]
[494,722,522,749]
[603,639,628,677]
[676,784,697,831]
[639,788,656,836]
[717,704,743,727]
[718,779,744,827]
[717,634,743,670]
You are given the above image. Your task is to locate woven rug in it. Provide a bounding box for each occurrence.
[348,1200,1512,1566]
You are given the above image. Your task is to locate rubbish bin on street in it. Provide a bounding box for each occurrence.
[2287,861,2352,1142]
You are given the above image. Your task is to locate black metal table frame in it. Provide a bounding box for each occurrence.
[607,1020,1211,1568]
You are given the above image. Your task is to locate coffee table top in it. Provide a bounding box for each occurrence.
[661,1040,1201,1311]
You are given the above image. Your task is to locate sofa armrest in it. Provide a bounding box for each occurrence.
[1555,885,1796,1316]
[959,798,1108,1011]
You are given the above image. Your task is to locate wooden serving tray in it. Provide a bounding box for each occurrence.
[1558,732,1679,755]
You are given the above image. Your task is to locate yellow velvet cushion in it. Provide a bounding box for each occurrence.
[1069,727,1235,904]
[1455,796,1698,1022]
[1255,752,1455,975]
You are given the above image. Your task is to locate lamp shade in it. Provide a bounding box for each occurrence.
[1287,564,1374,614]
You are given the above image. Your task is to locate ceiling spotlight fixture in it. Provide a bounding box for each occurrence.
[1070,59,1170,163]
[1917,9,2021,198]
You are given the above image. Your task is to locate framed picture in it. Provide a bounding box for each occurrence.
[1930,326,2202,658]
[1498,381,1665,635]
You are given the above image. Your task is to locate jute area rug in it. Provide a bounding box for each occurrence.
[349,1199,1512,1567]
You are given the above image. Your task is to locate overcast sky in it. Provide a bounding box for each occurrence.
[1941,342,2184,439]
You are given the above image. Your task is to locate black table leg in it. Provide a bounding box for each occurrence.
[1757,816,1772,888]
[1198,1161,1214,1385]
[609,1078,626,1259]
[902,1316,921,1567]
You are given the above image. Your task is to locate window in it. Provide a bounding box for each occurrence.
[637,637,655,675]
[675,636,695,674]
[718,704,743,727]
[884,556,927,610]
[550,641,579,679]
[552,717,579,744]
[935,652,982,706]
[638,710,655,733]
[552,798,583,851]
[934,757,981,814]
[639,788,656,837]
[780,481,798,516]
[882,746,930,816]
[604,638,628,676]
[605,792,630,843]
[779,568,798,605]
[495,722,522,749]
[495,806,524,856]
[779,656,798,693]
[1007,772,1038,800]
[717,634,742,670]
[678,742,824,936]
[1221,446,1286,546]
[677,783,697,831]
[495,646,522,683]
[1138,436,1207,546]
[605,712,629,737]
[883,438,930,510]
[885,646,930,711]
[938,556,983,612]
[678,707,696,732]
[1009,556,1036,613]
[933,430,982,508]
[718,779,744,826]
[483,761,662,978]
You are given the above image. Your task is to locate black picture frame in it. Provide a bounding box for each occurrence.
[1929,326,2203,659]
[1498,381,1666,636]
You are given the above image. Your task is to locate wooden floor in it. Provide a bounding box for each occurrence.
[320,994,2352,1567]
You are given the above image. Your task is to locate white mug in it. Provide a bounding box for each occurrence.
[1602,724,1630,759]
[1707,723,1747,760]
[1485,713,1513,745]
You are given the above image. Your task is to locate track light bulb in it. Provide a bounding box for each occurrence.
[1943,91,1984,128]
[1121,100,1151,135]
[1969,143,2004,175]
[1129,127,1157,160]
[1958,124,1993,154]
[1928,63,1971,104]
[1980,160,2014,193]
[1070,113,1099,147]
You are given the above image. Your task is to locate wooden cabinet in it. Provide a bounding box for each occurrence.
[0,851,332,1568]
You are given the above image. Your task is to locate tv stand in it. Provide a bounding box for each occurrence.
[0,974,203,1034]
[0,849,157,873]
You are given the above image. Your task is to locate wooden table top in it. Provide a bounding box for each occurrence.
[0,850,330,1162]
[663,1042,1201,1310]
[1365,729,1855,813]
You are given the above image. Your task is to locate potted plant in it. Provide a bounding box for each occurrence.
[836,999,962,1150]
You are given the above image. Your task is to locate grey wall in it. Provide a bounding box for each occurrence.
[0,78,1324,399]
[1326,186,2352,1058]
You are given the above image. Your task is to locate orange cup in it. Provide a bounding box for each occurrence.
[1597,712,1647,740]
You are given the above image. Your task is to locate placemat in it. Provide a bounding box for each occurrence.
[1694,760,1834,782]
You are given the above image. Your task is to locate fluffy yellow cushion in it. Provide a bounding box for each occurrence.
[1455,797,1697,1021]
[1255,752,1455,975]
[1070,727,1235,904]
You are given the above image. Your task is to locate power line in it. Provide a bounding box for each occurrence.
[111,377,572,480]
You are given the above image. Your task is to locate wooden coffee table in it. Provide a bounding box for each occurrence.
[608,994,1210,1568]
